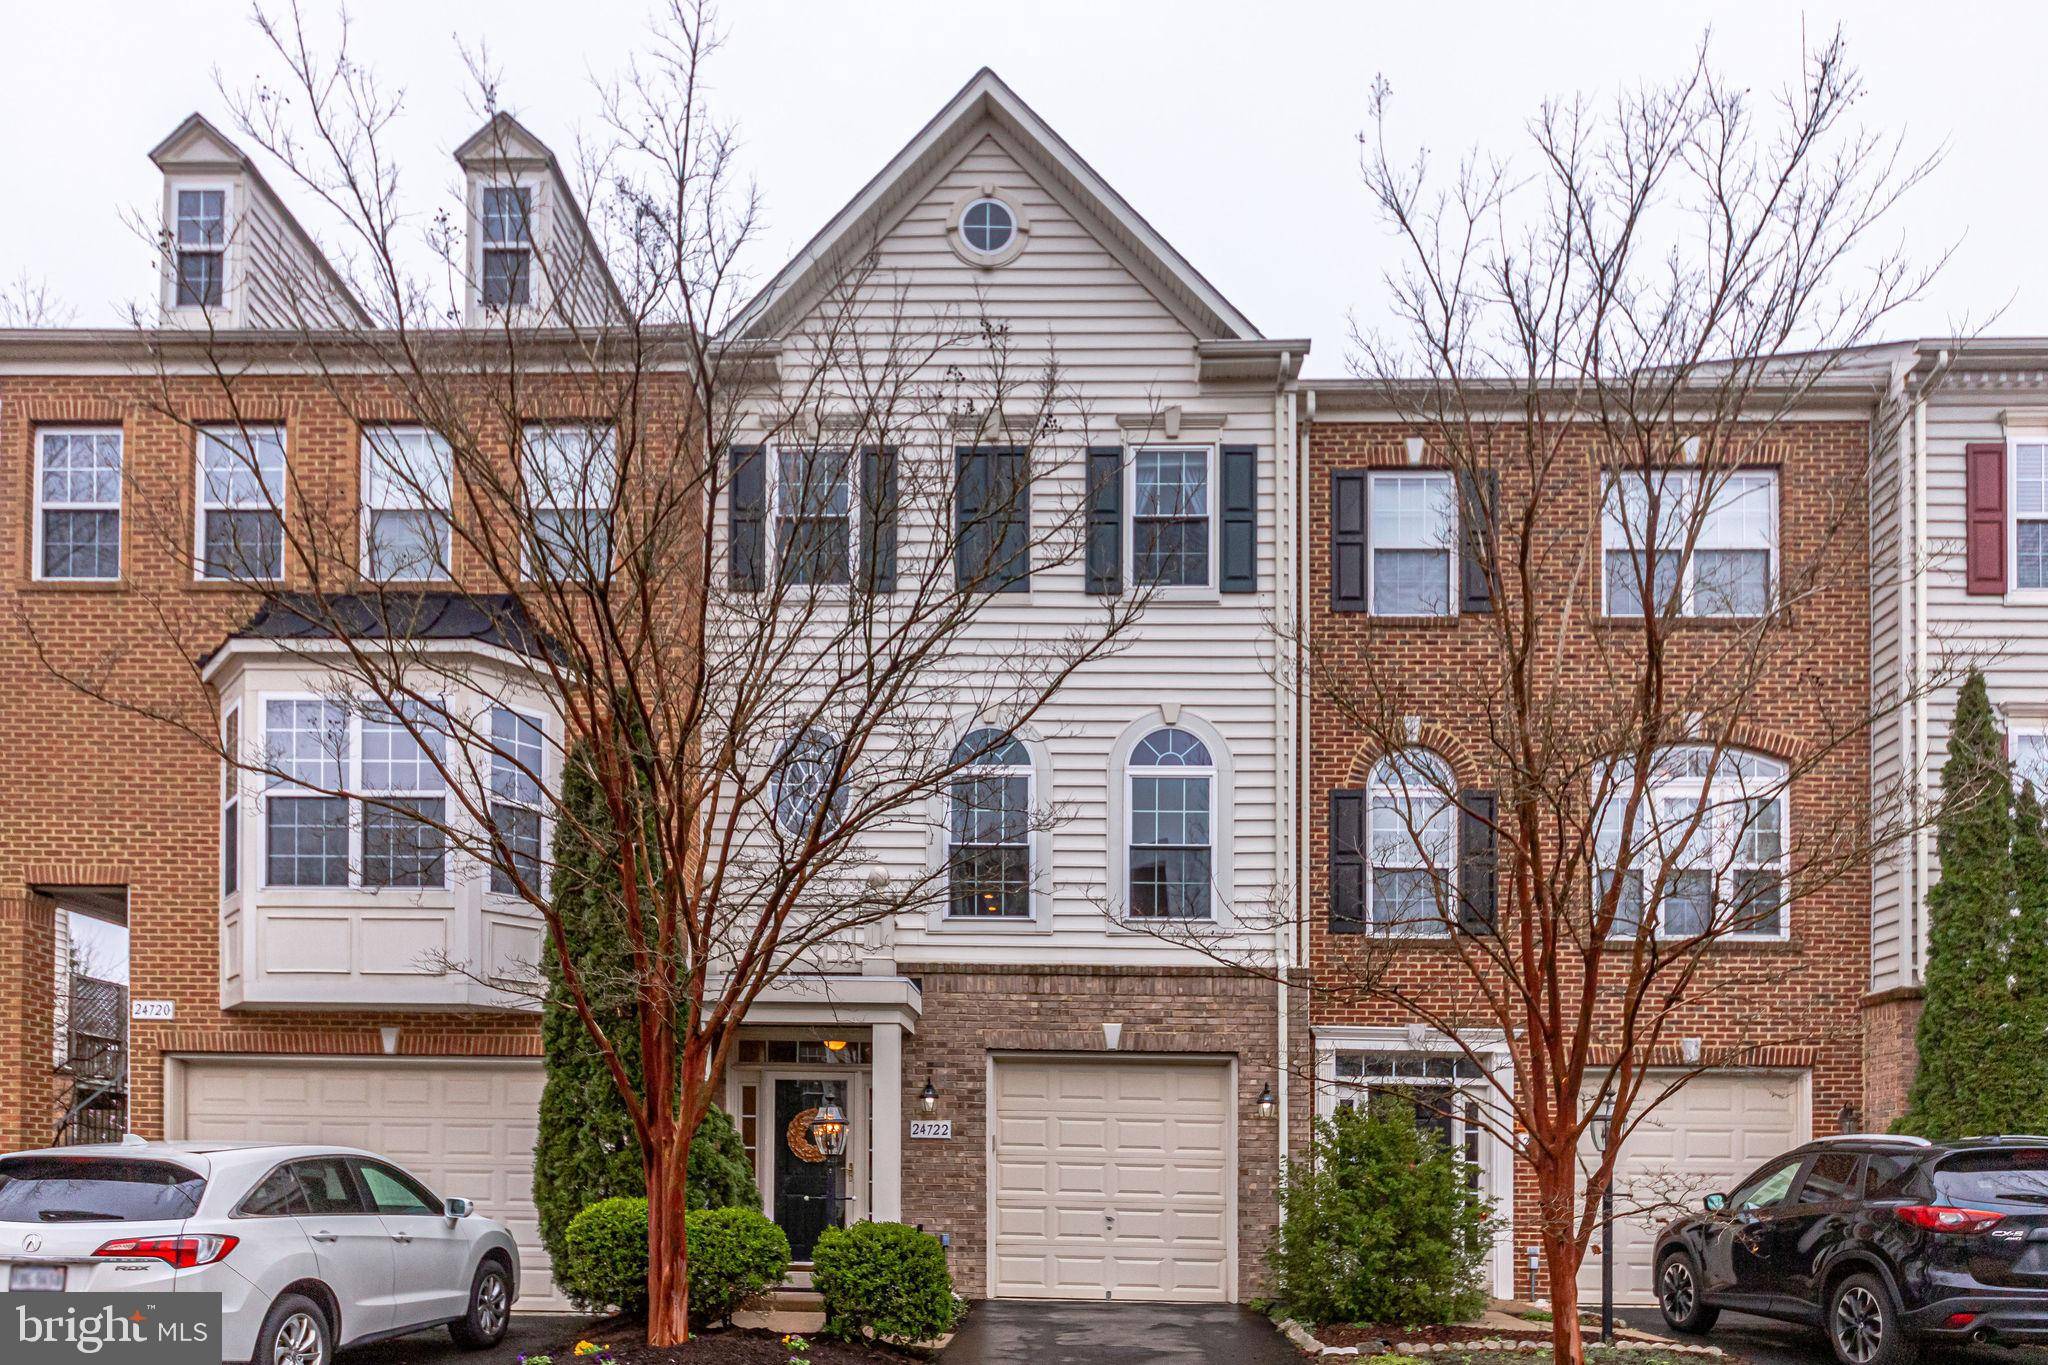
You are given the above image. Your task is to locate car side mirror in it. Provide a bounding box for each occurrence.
[1703,1192,1727,1212]
[443,1197,474,1219]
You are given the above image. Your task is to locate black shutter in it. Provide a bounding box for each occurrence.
[1459,468,1497,613]
[1332,470,1369,611]
[1220,444,1257,593]
[728,444,764,591]
[1086,445,1123,596]
[1457,788,1498,934]
[860,446,897,593]
[955,447,1030,594]
[1330,788,1368,933]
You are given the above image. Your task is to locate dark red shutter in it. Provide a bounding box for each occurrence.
[1966,441,2007,595]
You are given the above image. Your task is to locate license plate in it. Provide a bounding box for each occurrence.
[10,1264,66,1291]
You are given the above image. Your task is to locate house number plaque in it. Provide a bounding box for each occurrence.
[909,1119,952,1140]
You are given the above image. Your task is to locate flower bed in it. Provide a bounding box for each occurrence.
[530,1319,929,1365]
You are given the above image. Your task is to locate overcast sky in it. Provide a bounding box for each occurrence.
[3,1,2039,372]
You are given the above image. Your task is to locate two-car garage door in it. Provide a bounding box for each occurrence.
[170,1058,561,1309]
[1580,1070,1808,1305]
[990,1057,1233,1302]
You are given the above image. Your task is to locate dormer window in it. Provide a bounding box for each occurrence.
[480,186,533,309]
[175,189,226,307]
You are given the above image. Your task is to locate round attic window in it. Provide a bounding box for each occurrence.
[960,198,1016,256]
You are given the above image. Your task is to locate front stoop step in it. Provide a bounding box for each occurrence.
[744,1289,824,1312]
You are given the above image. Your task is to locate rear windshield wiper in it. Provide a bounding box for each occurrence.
[36,1209,123,1222]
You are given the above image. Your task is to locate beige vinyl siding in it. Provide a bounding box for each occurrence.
[1869,372,2048,989]
[737,128,1286,966]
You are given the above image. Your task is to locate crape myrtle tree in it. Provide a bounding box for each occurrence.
[33,2,1151,1345]
[1284,33,1945,1365]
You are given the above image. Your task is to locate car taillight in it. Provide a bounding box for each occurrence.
[1897,1205,2005,1234]
[92,1235,238,1268]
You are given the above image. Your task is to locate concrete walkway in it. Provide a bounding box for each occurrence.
[938,1300,1301,1364]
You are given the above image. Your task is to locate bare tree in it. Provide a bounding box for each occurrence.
[32,1,1151,1344]
[1304,32,1949,1363]
[0,271,74,327]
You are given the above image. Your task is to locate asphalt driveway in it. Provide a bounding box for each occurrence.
[334,1312,608,1363]
[1617,1307,2048,1365]
[938,1300,1301,1364]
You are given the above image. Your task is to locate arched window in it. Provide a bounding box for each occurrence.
[1127,726,1214,920]
[1595,746,1787,940]
[947,728,1033,918]
[772,728,846,838]
[1368,749,1457,934]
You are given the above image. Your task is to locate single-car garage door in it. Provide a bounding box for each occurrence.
[170,1057,558,1309]
[990,1057,1233,1302]
[1579,1070,1808,1305]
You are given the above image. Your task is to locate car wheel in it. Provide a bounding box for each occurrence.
[447,1258,512,1350]
[1829,1272,1919,1365]
[1657,1249,1720,1334]
[255,1293,331,1365]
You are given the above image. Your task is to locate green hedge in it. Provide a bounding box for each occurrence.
[557,1197,790,1324]
[811,1221,959,1344]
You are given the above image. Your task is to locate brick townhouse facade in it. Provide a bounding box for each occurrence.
[1296,391,1877,1305]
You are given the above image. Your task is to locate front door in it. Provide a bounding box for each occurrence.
[774,1078,849,1262]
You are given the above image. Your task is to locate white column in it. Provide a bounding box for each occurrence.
[870,1020,903,1223]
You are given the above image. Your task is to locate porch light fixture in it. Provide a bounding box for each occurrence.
[920,1069,938,1115]
[1257,1080,1276,1120]
[809,1100,850,1158]
[1589,1101,1613,1153]
[823,1038,847,1053]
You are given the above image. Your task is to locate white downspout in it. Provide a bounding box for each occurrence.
[1912,371,1935,984]
[1894,374,1916,988]
[1273,366,1298,1168]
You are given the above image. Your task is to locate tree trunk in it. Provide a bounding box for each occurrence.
[644,1128,694,1346]
[1537,1153,1588,1365]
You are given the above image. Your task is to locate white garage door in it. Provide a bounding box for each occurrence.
[990,1058,1232,1302]
[172,1058,559,1310]
[1580,1070,1807,1305]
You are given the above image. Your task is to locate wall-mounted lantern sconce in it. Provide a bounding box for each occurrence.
[920,1068,939,1115]
[1257,1080,1276,1120]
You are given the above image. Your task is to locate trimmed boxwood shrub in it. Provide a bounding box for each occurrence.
[1270,1094,1495,1326]
[557,1197,790,1324]
[811,1221,959,1343]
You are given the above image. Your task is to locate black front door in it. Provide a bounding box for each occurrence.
[774,1079,848,1262]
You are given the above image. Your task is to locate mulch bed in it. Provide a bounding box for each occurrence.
[540,1314,928,1364]
[1314,1323,1555,1349]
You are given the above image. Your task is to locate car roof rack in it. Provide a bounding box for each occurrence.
[1826,1133,1931,1146]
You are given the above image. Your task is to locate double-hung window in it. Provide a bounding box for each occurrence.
[1602,469,1778,617]
[488,708,545,895]
[2014,441,2048,590]
[198,426,287,580]
[1369,472,1455,615]
[776,448,853,585]
[947,729,1032,918]
[479,186,533,309]
[35,429,123,581]
[174,188,226,307]
[1131,447,1212,588]
[1595,746,1788,941]
[360,705,447,888]
[522,424,615,579]
[1367,750,1457,934]
[2014,726,2048,797]
[263,699,349,888]
[1126,726,1214,919]
[362,427,453,580]
[222,707,241,896]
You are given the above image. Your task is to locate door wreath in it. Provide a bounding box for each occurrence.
[786,1108,827,1163]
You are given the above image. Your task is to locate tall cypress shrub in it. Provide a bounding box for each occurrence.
[2009,779,2048,1129]
[1900,673,2019,1138]
[534,742,756,1271]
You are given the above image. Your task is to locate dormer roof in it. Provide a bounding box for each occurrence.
[454,111,626,320]
[727,67,1263,344]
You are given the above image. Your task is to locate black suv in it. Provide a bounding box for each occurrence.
[1653,1135,2048,1365]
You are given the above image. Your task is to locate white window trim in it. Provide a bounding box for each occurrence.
[520,422,616,581]
[360,425,454,582]
[472,176,544,320]
[1126,444,1220,599]
[32,426,124,583]
[486,705,550,899]
[1596,747,1792,943]
[164,179,237,321]
[2005,429,2048,600]
[1366,470,1458,618]
[1312,1025,1518,1298]
[1365,749,1458,937]
[924,724,1054,932]
[1599,469,1780,619]
[221,702,242,902]
[194,424,288,583]
[2008,712,2048,798]
[258,693,353,891]
[943,187,1030,268]
[767,444,862,590]
[1107,712,1234,926]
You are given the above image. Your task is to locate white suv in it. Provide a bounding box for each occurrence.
[0,1138,520,1365]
